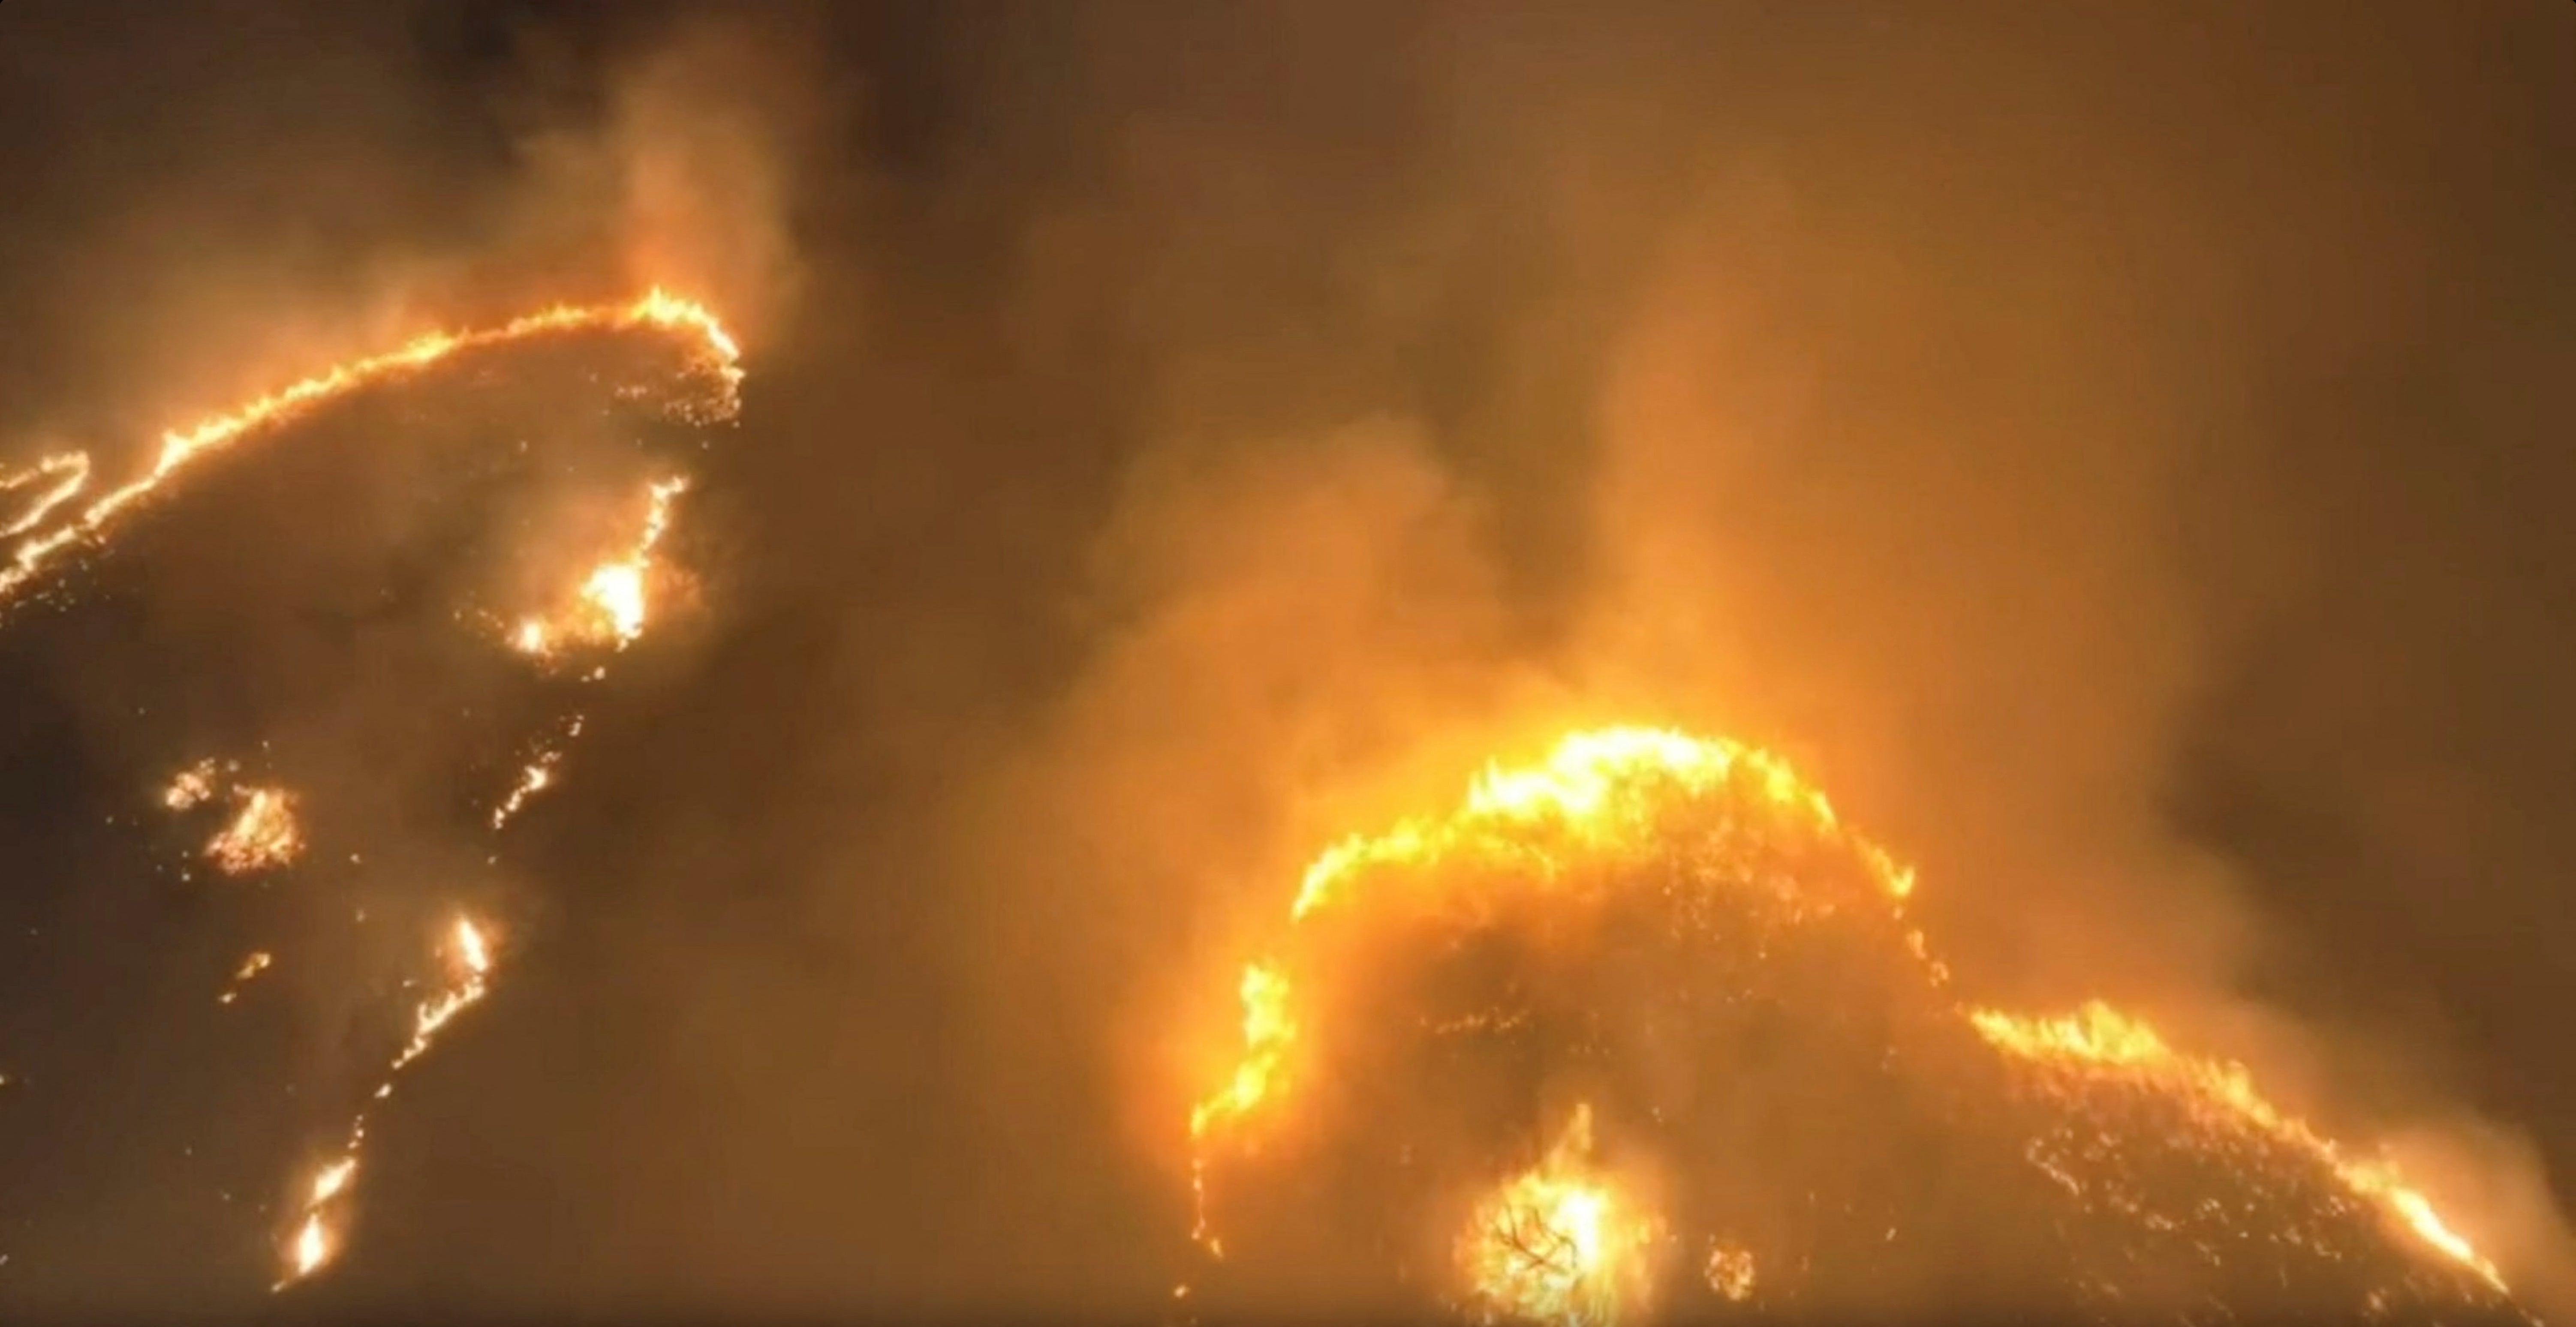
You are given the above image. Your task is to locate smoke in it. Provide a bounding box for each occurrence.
[962,0,2576,1312]
[0,0,2571,1321]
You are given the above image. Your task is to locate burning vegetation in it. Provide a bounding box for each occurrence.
[1185,727,2525,1324]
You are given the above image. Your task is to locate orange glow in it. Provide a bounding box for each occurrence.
[18,288,741,1295]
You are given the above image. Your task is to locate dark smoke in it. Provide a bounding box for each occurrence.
[0,0,2570,1321]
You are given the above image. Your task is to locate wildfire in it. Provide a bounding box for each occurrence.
[1195,728,1924,1154]
[203,786,304,875]
[1968,1003,2509,1292]
[1458,1105,1660,1327]
[1290,726,1913,923]
[1185,725,2516,1321]
[0,288,740,614]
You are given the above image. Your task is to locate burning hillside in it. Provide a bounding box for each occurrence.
[1184,729,2525,1324]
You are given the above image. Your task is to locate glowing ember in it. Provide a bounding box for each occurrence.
[1458,1105,1659,1327]
[203,787,304,874]
[1703,1243,1756,1302]
[1968,1003,2509,1292]
[217,950,273,1005]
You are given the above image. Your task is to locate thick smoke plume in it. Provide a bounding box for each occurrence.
[0,1,2570,1321]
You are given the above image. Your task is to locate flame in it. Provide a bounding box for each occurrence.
[1186,725,2514,1315]
[0,452,90,539]
[512,477,691,658]
[1289,726,1911,923]
[1968,1003,2509,1293]
[490,716,583,830]
[275,915,498,1289]
[0,288,740,614]
[392,916,495,1074]
[288,1213,330,1282]
[1458,1104,1659,1327]
[1190,962,1295,1141]
[204,786,304,874]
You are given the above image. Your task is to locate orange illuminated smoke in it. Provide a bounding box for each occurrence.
[1457,1104,1660,1327]
[0,288,741,612]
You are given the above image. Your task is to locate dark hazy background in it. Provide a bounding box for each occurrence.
[0,0,2570,1321]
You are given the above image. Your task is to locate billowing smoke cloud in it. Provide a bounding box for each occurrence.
[0,1,2570,1322]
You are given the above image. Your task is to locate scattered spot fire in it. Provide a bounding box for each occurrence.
[1185,727,2527,1324]
[161,763,306,876]
[0,289,743,1294]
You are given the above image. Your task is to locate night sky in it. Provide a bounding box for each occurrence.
[0,1,2571,1321]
